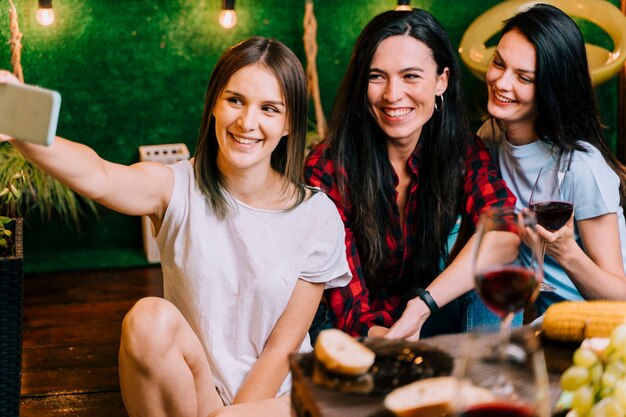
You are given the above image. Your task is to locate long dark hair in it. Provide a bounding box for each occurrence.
[502,4,626,204]
[326,9,471,292]
[194,37,309,218]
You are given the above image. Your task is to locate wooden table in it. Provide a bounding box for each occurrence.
[290,330,575,417]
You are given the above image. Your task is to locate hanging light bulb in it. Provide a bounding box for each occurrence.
[219,0,237,29]
[395,0,411,11]
[36,0,55,26]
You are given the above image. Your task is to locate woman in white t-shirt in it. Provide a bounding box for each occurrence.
[0,37,350,417]
[477,4,626,315]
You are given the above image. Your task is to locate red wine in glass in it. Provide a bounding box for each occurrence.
[456,327,550,417]
[529,201,574,231]
[459,402,535,417]
[529,168,574,292]
[475,265,540,318]
[472,208,545,403]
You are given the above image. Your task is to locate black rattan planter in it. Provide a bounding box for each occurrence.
[0,218,23,417]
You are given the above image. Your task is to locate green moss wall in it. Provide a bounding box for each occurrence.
[0,0,621,273]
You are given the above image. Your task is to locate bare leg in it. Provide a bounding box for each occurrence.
[208,395,293,417]
[119,297,224,417]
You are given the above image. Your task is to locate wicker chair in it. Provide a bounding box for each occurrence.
[0,218,24,417]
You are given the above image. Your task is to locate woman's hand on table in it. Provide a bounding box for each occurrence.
[384,297,430,341]
[368,325,390,338]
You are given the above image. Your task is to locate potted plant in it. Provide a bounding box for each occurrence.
[0,215,22,417]
[0,143,96,416]
[0,216,17,257]
[0,143,97,225]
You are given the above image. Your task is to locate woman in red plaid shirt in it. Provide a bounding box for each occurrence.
[305,9,517,341]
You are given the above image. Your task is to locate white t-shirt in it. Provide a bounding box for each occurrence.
[477,120,626,314]
[156,160,351,404]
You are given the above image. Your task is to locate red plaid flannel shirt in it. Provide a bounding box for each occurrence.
[304,136,516,336]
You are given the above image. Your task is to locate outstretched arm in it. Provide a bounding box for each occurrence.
[233,279,325,403]
[9,137,173,219]
[0,70,173,223]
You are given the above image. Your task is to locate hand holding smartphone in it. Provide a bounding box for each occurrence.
[0,81,60,146]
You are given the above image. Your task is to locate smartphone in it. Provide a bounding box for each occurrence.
[0,82,61,146]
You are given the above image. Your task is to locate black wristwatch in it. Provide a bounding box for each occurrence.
[415,287,439,314]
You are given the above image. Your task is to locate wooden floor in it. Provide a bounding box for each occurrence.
[19,266,164,417]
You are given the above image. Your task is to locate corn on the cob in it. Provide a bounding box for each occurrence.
[541,301,626,342]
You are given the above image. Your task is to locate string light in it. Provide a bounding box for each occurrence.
[36,0,55,26]
[395,0,411,11]
[219,0,237,29]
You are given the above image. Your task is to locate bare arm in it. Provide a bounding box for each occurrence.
[8,137,173,221]
[0,69,173,222]
[232,279,325,403]
[542,213,626,299]
[385,234,478,341]
[386,230,520,341]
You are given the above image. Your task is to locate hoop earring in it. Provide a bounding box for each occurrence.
[434,94,444,112]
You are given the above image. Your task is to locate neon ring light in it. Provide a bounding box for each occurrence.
[458,0,626,85]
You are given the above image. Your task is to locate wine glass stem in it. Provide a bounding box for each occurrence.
[538,241,557,292]
[495,312,515,396]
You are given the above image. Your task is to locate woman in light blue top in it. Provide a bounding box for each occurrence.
[477,4,626,315]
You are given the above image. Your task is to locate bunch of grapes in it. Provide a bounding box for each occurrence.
[560,323,626,417]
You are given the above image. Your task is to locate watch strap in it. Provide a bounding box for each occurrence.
[415,287,439,314]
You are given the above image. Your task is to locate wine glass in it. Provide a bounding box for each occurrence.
[472,207,543,394]
[453,327,551,417]
[529,168,575,292]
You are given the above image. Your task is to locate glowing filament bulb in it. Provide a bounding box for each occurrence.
[37,0,55,26]
[219,9,237,29]
[395,0,411,11]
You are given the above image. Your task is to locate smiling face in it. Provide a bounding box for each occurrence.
[486,29,538,142]
[212,63,289,175]
[367,35,448,148]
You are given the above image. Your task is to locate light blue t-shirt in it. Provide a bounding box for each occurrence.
[477,120,626,314]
